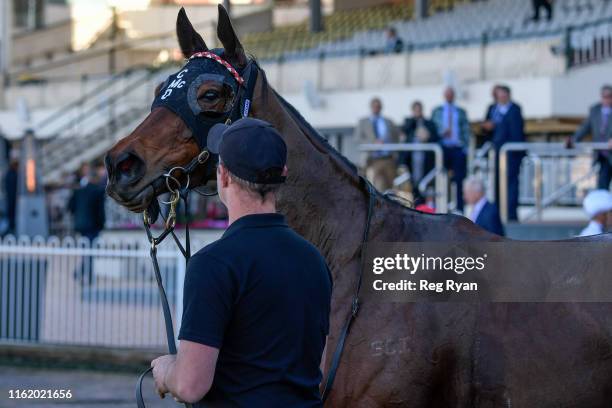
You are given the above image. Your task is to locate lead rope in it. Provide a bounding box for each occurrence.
[136,189,193,408]
[134,55,257,408]
[321,176,376,403]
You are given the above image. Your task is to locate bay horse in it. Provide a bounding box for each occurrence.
[105,6,612,407]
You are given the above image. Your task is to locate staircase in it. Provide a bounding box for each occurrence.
[37,66,174,183]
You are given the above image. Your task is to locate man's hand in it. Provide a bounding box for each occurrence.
[151,354,176,399]
[607,138,612,150]
[481,121,495,132]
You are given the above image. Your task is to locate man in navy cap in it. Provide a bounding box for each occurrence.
[150,118,332,407]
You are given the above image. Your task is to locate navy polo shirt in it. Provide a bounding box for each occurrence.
[178,213,332,407]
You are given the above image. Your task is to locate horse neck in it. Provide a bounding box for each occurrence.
[251,87,367,263]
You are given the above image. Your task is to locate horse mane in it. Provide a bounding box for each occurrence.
[255,62,429,215]
[247,57,358,177]
[272,90,360,176]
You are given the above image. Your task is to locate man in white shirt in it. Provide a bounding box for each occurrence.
[432,87,472,212]
[355,98,400,191]
[579,189,612,236]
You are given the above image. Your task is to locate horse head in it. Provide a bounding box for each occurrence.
[105,5,255,213]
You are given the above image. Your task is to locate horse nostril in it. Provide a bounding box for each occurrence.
[114,152,145,185]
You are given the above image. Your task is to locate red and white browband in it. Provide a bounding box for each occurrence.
[189,51,245,86]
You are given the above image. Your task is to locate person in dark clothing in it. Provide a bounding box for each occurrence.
[531,0,553,21]
[150,118,332,406]
[68,171,106,241]
[400,101,439,196]
[385,27,404,54]
[482,84,502,142]
[482,85,525,221]
[4,158,18,236]
[463,176,505,236]
[68,169,106,284]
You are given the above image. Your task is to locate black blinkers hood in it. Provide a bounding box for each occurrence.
[150,48,257,149]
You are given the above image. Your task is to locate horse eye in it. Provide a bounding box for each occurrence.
[200,90,219,101]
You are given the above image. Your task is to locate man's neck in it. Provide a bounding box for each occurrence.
[227,198,276,226]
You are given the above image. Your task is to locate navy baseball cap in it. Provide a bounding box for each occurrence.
[207,118,287,184]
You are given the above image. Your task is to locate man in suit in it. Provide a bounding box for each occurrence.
[482,85,525,221]
[432,87,472,212]
[569,85,612,190]
[355,97,400,191]
[400,101,439,196]
[463,176,505,236]
[482,84,501,142]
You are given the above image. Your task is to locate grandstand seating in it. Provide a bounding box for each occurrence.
[241,3,414,60]
[242,0,612,62]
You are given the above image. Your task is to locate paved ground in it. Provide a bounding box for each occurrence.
[0,365,177,407]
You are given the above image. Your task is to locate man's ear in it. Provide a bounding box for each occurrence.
[218,163,230,188]
[176,7,208,59]
[217,4,247,68]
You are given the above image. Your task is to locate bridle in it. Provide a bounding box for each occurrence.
[135,50,258,408]
[134,49,375,407]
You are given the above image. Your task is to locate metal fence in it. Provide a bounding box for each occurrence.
[0,234,213,350]
[499,142,609,222]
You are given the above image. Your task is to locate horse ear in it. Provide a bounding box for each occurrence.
[217,4,247,67]
[176,7,208,59]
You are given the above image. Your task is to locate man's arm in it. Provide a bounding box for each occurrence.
[431,108,442,137]
[353,119,365,142]
[153,341,219,403]
[572,108,594,143]
[388,119,400,143]
[460,109,473,147]
[152,252,234,403]
[508,105,525,142]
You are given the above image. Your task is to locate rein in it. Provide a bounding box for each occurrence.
[135,51,257,408]
[136,184,193,408]
[321,177,376,403]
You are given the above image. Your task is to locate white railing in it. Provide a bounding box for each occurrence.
[0,234,214,350]
[498,142,610,222]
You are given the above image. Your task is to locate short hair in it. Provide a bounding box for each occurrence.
[411,100,423,110]
[370,97,382,105]
[387,27,397,35]
[463,176,485,194]
[601,85,612,94]
[497,85,511,95]
[221,162,282,201]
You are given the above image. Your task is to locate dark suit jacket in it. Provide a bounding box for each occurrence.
[482,103,496,141]
[475,201,505,236]
[400,117,439,179]
[68,182,106,234]
[486,103,526,168]
[573,103,612,163]
[486,103,525,149]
